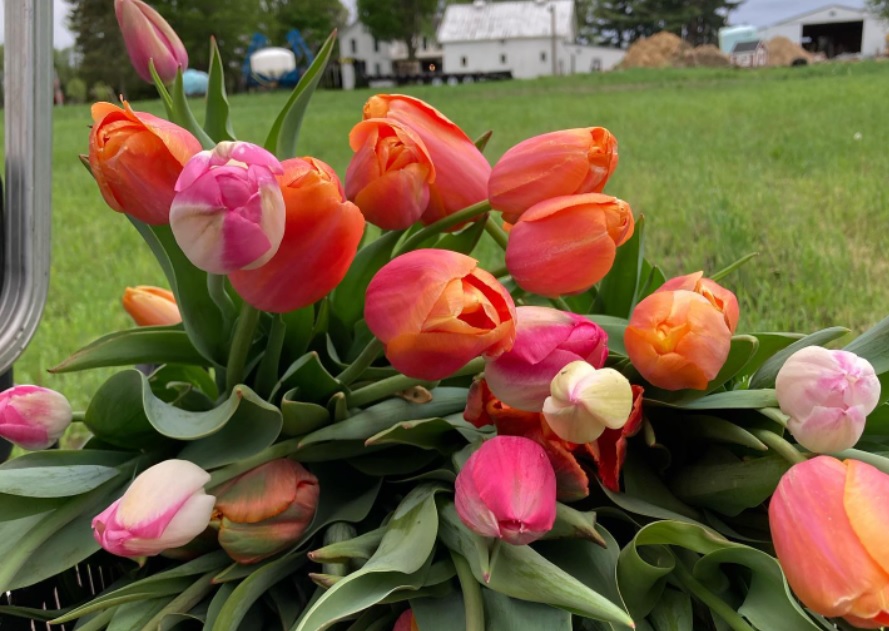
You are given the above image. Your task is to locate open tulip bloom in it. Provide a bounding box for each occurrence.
[7,11,889,631]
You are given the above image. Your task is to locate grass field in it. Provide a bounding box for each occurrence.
[3,61,889,410]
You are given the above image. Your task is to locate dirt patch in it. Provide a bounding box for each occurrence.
[619,32,691,69]
[766,36,813,66]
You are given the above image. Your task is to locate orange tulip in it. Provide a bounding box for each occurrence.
[489,127,618,224]
[770,456,889,628]
[122,285,181,326]
[89,101,202,225]
[505,193,634,297]
[658,271,739,333]
[624,289,731,390]
[345,118,435,230]
[363,94,491,225]
[365,249,516,380]
[229,157,365,313]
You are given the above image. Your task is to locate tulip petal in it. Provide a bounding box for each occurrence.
[117,460,210,535]
[845,460,889,577]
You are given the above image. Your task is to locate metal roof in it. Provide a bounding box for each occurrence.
[731,40,764,53]
[437,0,575,44]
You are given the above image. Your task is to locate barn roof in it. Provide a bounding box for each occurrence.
[731,40,764,53]
[437,0,575,44]
[769,4,869,27]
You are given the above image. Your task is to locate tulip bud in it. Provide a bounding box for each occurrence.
[115,0,188,84]
[455,435,557,545]
[393,610,420,631]
[89,101,202,225]
[0,386,73,451]
[229,157,365,313]
[170,141,286,274]
[657,271,739,333]
[776,346,880,453]
[212,459,319,564]
[489,127,619,224]
[505,193,634,297]
[365,249,516,380]
[122,285,181,327]
[346,119,435,230]
[624,289,732,391]
[92,459,214,558]
[769,456,889,628]
[542,361,634,443]
[484,306,608,412]
[363,94,491,225]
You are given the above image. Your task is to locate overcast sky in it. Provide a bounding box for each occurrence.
[0,0,874,49]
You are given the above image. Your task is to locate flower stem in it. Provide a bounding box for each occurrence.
[255,314,287,400]
[348,356,484,407]
[487,264,508,278]
[71,411,86,423]
[750,428,806,465]
[225,302,261,395]
[549,296,574,312]
[336,338,385,387]
[672,561,755,631]
[484,215,509,250]
[450,550,486,631]
[397,200,492,255]
[207,273,236,328]
[757,406,789,428]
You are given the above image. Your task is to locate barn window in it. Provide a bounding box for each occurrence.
[350,39,357,54]
[461,56,468,67]
[375,62,381,75]
[500,53,507,64]
[422,36,428,50]
[540,51,547,62]
[373,39,379,52]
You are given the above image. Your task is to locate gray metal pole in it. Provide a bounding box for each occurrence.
[0,0,54,374]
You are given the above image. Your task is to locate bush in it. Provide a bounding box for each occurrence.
[90,81,115,102]
[65,77,87,104]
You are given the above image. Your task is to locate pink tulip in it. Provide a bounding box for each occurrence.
[0,386,72,451]
[92,459,215,557]
[229,157,365,313]
[505,193,635,297]
[770,456,889,628]
[657,271,739,334]
[365,249,516,380]
[776,346,880,453]
[115,0,188,84]
[393,610,419,631]
[363,94,491,225]
[484,306,608,412]
[455,435,556,545]
[489,127,619,224]
[213,459,319,564]
[345,119,435,230]
[170,141,285,274]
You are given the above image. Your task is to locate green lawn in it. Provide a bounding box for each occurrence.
[4,61,889,410]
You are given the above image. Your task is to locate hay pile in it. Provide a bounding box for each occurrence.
[678,44,731,68]
[619,32,690,69]
[766,36,813,66]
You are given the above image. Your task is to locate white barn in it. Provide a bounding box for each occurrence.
[339,21,394,78]
[759,4,889,58]
[437,0,625,79]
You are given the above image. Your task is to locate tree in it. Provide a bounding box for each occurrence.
[357,0,438,60]
[260,0,348,50]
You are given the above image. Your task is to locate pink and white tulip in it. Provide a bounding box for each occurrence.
[170,141,285,274]
[484,306,608,412]
[542,361,634,444]
[0,386,72,451]
[92,459,215,558]
[455,435,556,545]
[114,0,188,84]
[776,346,881,453]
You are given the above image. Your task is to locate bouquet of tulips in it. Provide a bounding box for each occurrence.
[3,2,889,630]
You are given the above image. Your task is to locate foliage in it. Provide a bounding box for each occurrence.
[867,0,889,20]
[259,0,349,50]
[64,77,88,104]
[356,0,438,60]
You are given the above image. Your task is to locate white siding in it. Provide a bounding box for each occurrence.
[442,39,623,78]
[338,22,393,76]
[863,16,889,56]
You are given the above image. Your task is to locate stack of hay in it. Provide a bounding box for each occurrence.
[765,36,813,66]
[678,44,732,67]
[619,32,732,69]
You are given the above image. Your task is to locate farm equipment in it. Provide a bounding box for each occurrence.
[242,29,315,89]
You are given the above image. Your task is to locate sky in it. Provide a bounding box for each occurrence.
[0,0,874,49]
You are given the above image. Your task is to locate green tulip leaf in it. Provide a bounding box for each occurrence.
[749,326,850,390]
[594,215,645,318]
[52,577,197,624]
[434,215,489,256]
[50,326,208,373]
[107,597,173,631]
[635,258,667,303]
[85,370,169,449]
[845,314,889,373]
[587,315,629,357]
[648,587,694,631]
[743,332,805,376]
[483,588,572,631]
[0,449,134,498]
[204,36,235,142]
[670,415,768,451]
[365,415,483,452]
[272,351,341,404]
[170,68,215,149]
[655,389,778,410]
[347,447,441,476]
[281,389,331,436]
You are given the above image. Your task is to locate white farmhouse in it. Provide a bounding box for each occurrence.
[759,4,889,58]
[437,0,625,79]
[339,21,394,78]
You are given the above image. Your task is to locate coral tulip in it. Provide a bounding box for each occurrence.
[769,456,889,628]
[92,459,214,557]
[114,0,188,84]
[170,141,285,274]
[345,119,435,230]
[489,127,619,224]
[658,271,739,333]
[122,285,181,327]
[624,289,732,390]
[89,101,201,225]
[229,157,365,313]
[776,346,880,453]
[484,306,608,412]
[542,361,634,444]
[0,386,72,451]
[455,435,557,545]
[212,459,319,564]
[365,249,516,380]
[505,193,634,297]
[393,610,420,631]
[363,94,491,224]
